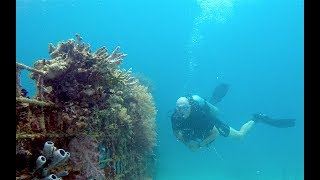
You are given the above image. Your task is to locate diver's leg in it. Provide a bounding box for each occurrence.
[228,120,255,139]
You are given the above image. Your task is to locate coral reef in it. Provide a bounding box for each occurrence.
[16,34,157,179]
[68,134,105,179]
[33,141,70,179]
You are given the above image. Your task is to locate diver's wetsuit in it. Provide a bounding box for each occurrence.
[171,95,230,143]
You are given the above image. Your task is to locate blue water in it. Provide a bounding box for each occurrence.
[16,0,304,179]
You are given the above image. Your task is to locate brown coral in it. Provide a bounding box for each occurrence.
[16,34,157,179]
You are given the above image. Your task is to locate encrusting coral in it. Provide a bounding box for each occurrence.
[16,34,157,179]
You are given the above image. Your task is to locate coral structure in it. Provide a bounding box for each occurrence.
[16,34,157,179]
[33,141,71,179]
[68,135,105,179]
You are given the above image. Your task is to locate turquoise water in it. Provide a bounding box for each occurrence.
[16,0,304,179]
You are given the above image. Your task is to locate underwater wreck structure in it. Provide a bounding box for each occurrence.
[16,34,157,179]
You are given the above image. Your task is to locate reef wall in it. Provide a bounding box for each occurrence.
[16,34,157,180]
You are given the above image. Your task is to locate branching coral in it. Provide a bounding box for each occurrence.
[16,34,157,179]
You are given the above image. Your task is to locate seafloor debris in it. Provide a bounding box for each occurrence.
[16,34,157,179]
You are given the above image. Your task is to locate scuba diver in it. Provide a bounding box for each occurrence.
[171,83,295,151]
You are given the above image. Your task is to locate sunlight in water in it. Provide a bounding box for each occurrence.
[184,0,235,91]
[197,0,234,24]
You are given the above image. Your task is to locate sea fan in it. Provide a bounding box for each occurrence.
[68,134,106,180]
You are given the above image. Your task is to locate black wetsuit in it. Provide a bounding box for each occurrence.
[171,96,230,143]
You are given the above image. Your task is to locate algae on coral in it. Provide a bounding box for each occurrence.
[16,34,157,179]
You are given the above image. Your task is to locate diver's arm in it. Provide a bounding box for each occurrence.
[174,130,186,143]
[172,114,188,143]
[174,130,200,151]
[172,113,200,151]
[196,100,220,146]
[199,127,219,147]
[174,130,191,145]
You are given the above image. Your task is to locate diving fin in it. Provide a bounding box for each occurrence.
[210,83,230,105]
[252,113,295,128]
[266,118,296,128]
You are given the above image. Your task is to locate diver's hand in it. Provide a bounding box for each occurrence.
[175,131,185,143]
[176,131,183,139]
